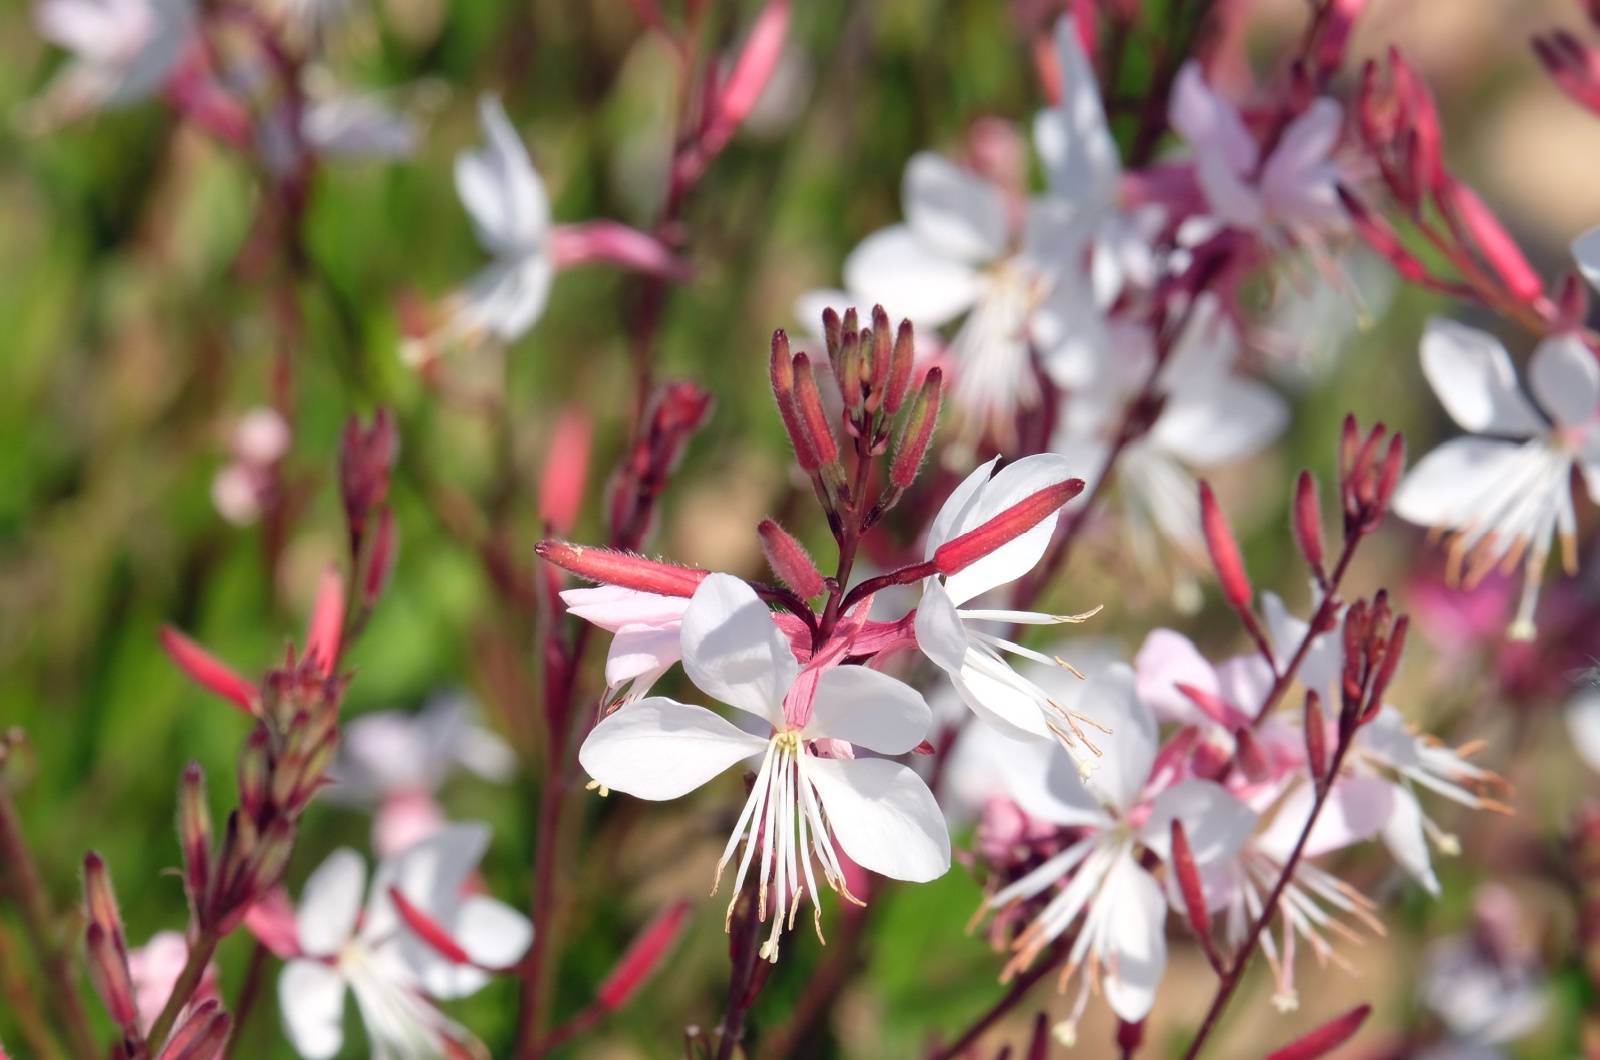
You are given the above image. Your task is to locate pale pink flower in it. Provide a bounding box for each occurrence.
[1421,886,1548,1046]
[561,585,691,706]
[28,0,194,126]
[579,574,949,962]
[211,407,290,526]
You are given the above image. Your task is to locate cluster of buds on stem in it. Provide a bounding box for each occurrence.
[1338,592,1409,742]
[1338,415,1403,541]
[339,410,400,634]
[1534,3,1600,117]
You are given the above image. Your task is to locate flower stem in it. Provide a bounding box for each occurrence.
[145,926,219,1054]
[926,939,1067,1060]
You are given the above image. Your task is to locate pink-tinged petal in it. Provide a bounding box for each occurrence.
[1214,654,1275,720]
[1152,379,1288,466]
[295,848,366,958]
[278,959,347,1060]
[1169,62,1258,173]
[1565,689,1600,773]
[1419,318,1543,436]
[843,225,981,327]
[454,94,549,255]
[304,566,345,675]
[373,791,447,861]
[1259,98,1344,226]
[159,627,257,714]
[938,454,1078,606]
[902,152,1008,263]
[365,822,490,950]
[451,254,555,344]
[547,221,688,280]
[913,579,970,673]
[1573,225,1600,292]
[1381,784,1440,894]
[1004,736,1106,828]
[680,573,796,726]
[1141,779,1256,865]
[578,698,769,800]
[606,625,683,685]
[1034,16,1121,206]
[803,756,951,882]
[1101,853,1168,1022]
[1134,629,1220,726]
[1258,777,1393,860]
[1391,437,1536,531]
[806,665,930,753]
[1528,332,1600,429]
[244,887,301,959]
[1196,151,1266,229]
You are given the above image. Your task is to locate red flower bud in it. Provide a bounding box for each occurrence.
[362,507,399,611]
[1170,819,1213,948]
[304,567,346,676]
[390,887,474,965]
[1293,471,1325,578]
[239,726,271,821]
[1264,1003,1371,1060]
[83,851,122,937]
[1199,482,1252,612]
[1304,691,1328,784]
[161,1000,233,1060]
[539,410,592,535]
[1233,726,1270,783]
[1445,180,1545,304]
[85,921,138,1032]
[890,368,942,489]
[886,317,916,414]
[599,900,692,1010]
[791,353,840,465]
[933,477,1084,577]
[536,541,709,597]
[758,520,824,598]
[160,628,257,715]
[180,763,212,907]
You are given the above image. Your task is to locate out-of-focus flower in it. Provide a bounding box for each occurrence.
[561,586,691,707]
[278,825,532,1058]
[27,0,194,127]
[327,694,517,858]
[1169,61,1345,248]
[916,455,1102,758]
[211,407,290,527]
[988,662,1254,1034]
[127,931,219,1035]
[579,574,949,962]
[1421,885,1548,1047]
[1566,683,1600,773]
[1392,317,1600,639]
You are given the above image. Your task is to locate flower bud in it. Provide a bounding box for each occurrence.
[1293,471,1324,577]
[85,921,138,1032]
[160,628,257,715]
[539,410,592,535]
[535,541,709,597]
[1338,187,1430,282]
[362,507,399,611]
[933,477,1085,577]
[890,368,942,489]
[339,408,399,547]
[886,317,915,414]
[161,1000,232,1060]
[1170,819,1213,949]
[791,353,839,466]
[758,520,824,598]
[389,886,473,965]
[83,851,123,938]
[820,309,842,364]
[1445,180,1545,304]
[304,567,346,677]
[239,726,271,821]
[1199,482,1252,612]
[1233,726,1270,783]
[179,763,212,907]
[1303,691,1328,785]
[1263,1003,1370,1060]
[866,305,893,413]
[598,900,692,1010]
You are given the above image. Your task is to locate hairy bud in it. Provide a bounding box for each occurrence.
[758,520,824,597]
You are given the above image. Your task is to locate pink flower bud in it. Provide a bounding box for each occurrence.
[1199,482,1252,612]
[1263,1003,1370,1060]
[389,886,474,965]
[890,368,942,489]
[703,0,790,157]
[179,763,211,908]
[1293,471,1325,577]
[362,507,399,611]
[1304,691,1328,784]
[160,1000,232,1060]
[886,317,916,414]
[1170,818,1213,945]
[1445,180,1545,304]
[159,628,257,715]
[539,410,593,535]
[83,852,123,937]
[536,541,709,597]
[933,477,1084,577]
[339,409,398,544]
[304,567,346,676]
[86,922,138,1032]
[1339,187,1431,283]
[791,353,839,465]
[598,900,692,1010]
[238,727,271,821]
[1233,726,1270,783]
[758,520,824,598]
[1313,0,1365,76]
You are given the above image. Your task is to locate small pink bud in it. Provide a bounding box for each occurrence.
[1313,0,1365,76]
[933,476,1084,577]
[1366,614,1409,719]
[890,368,942,489]
[1175,683,1249,730]
[536,541,709,597]
[1304,691,1328,783]
[179,763,212,907]
[539,410,593,535]
[304,567,346,676]
[389,887,474,965]
[1557,274,1590,332]
[362,507,399,611]
[238,727,271,821]
[1170,819,1212,944]
[885,317,915,414]
[758,520,824,598]
[598,900,692,1010]
[1293,471,1325,576]
[547,221,689,280]
[83,852,122,936]
[707,0,790,150]
[86,922,138,1032]
[339,409,398,545]
[161,1000,232,1060]
[1233,727,1270,783]
[1264,1003,1371,1060]
[160,628,257,715]
[1446,180,1545,304]
[1199,482,1252,612]
[791,353,839,465]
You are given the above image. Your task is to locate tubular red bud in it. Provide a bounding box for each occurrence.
[1376,432,1406,514]
[1233,727,1270,783]
[180,763,212,907]
[83,851,122,936]
[1293,471,1325,576]
[835,331,864,420]
[757,520,824,598]
[934,477,1085,577]
[1304,691,1328,783]
[160,628,257,714]
[390,887,473,965]
[1170,819,1212,944]
[1366,614,1409,717]
[339,409,399,545]
[866,305,892,412]
[1174,684,1248,730]
[362,507,398,610]
[539,410,593,535]
[599,900,692,1010]
[1313,0,1365,75]
[771,331,818,471]
[820,309,842,363]
[886,317,915,414]
[703,0,790,155]
[1557,274,1590,332]
[1199,482,1252,612]
[85,922,138,1031]
[1025,1013,1050,1060]
[1445,180,1545,304]
[890,368,942,489]
[304,567,345,676]
[162,1001,233,1060]
[235,819,295,926]
[239,726,271,820]
[791,353,840,466]
[1264,1003,1371,1060]
[536,541,708,597]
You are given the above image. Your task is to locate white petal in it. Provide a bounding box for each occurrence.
[804,756,951,882]
[1150,379,1288,466]
[1574,225,1600,292]
[1132,628,1219,727]
[806,666,931,754]
[1005,739,1107,828]
[1169,63,1257,172]
[843,225,980,327]
[1566,688,1600,773]
[1140,779,1255,864]
[680,573,796,727]
[1420,318,1543,435]
[453,254,554,343]
[1101,853,1168,1022]
[913,579,970,673]
[578,698,769,800]
[1258,777,1393,860]
[1382,784,1441,895]
[278,959,347,1060]
[296,849,366,957]
[1390,437,1537,530]
[1258,98,1344,226]
[925,457,1001,553]
[939,454,1079,606]
[1528,331,1600,429]
[1196,151,1266,229]
[367,822,490,943]
[413,895,533,1000]
[454,95,549,255]
[1082,663,1156,813]
[903,152,1009,262]
[1034,17,1120,206]
[950,665,1055,742]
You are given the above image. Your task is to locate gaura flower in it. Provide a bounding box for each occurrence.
[560,585,691,707]
[988,661,1255,1032]
[278,825,532,1059]
[579,574,949,962]
[916,454,1104,760]
[1392,317,1600,639]
[28,0,194,126]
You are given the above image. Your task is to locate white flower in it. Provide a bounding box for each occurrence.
[278,825,532,1059]
[578,574,949,962]
[29,0,193,124]
[991,662,1254,1028]
[1392,317,1600,638]
[915,454,1105,762]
